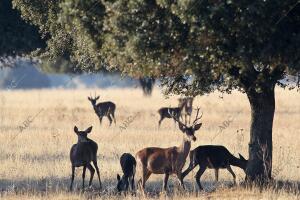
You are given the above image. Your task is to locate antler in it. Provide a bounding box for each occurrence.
[192,107,203,126]
[168,108,187,129]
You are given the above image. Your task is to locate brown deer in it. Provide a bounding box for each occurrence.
[136,108,203,192]
[69,126,102,191]
[182,145,248,190]
[88,94,116,126]
[158,101,187,127]
[116,153,137,193]
[178,97,194,124]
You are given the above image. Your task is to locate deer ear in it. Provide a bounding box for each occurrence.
[239,153,246,161]
[117,174,121,181]
[74,126,79,134]
[96,96,100,100]
[88,97,91,101]
[85,126,93,134]
[194,123,202,131]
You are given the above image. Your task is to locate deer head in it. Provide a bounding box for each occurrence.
[169,107,203,141]
[116,174,129,192]
[88,93,100,106]
[74,126,93,142]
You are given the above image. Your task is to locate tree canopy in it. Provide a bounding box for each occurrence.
[0,0,44,59]
[12,0,299,94]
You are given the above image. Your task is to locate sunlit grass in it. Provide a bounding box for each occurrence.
[0,87,299,199]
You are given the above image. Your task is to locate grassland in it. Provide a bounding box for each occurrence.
[0,87,299,199]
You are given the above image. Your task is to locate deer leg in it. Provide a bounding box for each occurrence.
[195,166,206,190]
[86,163,95,187]
[158,116,164,127]
[131,174,135,191]
[111,112,116,124]
[163,173,169,191]
[182,161,197,179]
[82,165,87,190]
[99,117,103,125]
[142,170,151,189]
[215,169,219,182]
[226,165,236,185]
[176,172,185,189]
[70,166,75,191]
[92,160,102,189]
[107,115,113,126]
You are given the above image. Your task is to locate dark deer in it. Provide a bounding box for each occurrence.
[70,126,102,191]
[158,101,187,127]
[116,153,137,193]
[182,145,248,190]
[178,97,194,124]
[136,108,203,192]
[88,94,116,126]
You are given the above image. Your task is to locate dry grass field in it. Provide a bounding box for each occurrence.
[0,87,299,199]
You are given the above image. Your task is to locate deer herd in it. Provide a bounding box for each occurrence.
[70,94,248,195]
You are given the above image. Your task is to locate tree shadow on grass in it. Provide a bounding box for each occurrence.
[0,176,299,198]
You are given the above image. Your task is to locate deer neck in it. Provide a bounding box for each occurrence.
[229,156,245,169]
[178,137,191,160]
[92,104,99,112]
[78,137,89,143]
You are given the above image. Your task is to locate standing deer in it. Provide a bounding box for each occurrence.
[182,145,248,190]
[178,97,194,124]
[136,108,203,193]
[88,94,116,126]
[158,101,187,127]
[70,126,102,191]
[116,153,137,193]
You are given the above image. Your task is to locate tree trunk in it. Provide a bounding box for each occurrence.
[246,85,275,183]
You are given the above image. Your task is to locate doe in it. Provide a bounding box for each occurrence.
[182,145,248,190]
[158,100,187,127]
[69,126,102,191]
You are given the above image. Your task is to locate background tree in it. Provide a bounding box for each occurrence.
[0,0,44,62]
[13,0,300,183]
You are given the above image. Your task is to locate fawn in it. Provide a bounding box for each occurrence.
[116,153,137,193]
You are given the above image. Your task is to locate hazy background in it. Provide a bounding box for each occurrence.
[0,61,139,90]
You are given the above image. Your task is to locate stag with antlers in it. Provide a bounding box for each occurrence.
[136,108,203,193]
[88,93,116,126]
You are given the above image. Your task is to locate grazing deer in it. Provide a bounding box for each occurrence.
[116,153,137,193]
[70,126,102,191]
[88,94,116,126]
[182,145,248,190]
[136,108,203,192]
[178,97,194,124]
[158,101,187,127]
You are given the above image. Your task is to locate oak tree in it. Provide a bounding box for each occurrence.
[12,0,300,182]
